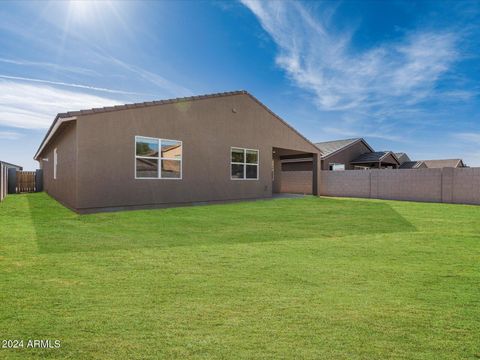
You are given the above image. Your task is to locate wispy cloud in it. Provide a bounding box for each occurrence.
[0,130,22,140]
[0,57,100,76]
[0,74,146,96]
[101,56,193,97]
[241,1,461,112]
[322,127,405,143]
[454,132,480,142]
[0,80,122,129]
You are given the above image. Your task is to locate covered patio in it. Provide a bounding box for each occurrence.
[272,147,319,195]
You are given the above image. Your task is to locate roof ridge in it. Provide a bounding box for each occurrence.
[56,90,249,118]
[315,137,360,144]
[419,158,462,161]
[35,90,320,160]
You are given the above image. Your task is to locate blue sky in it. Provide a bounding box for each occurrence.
[0,0,479,170]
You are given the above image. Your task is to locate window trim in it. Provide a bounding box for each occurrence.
[230,147,259,181]
[53,148,57,180]
[134,135,183,180]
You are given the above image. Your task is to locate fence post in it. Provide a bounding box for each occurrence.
[35,169,43,192]
[312,153,320,196]
[7,168,17,194]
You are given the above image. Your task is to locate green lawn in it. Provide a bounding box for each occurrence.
[0,193,479,359]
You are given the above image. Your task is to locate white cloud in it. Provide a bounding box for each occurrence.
[0,80,122,129]
[241,1,460,112]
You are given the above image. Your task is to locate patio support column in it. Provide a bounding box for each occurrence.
[312,153,320,196]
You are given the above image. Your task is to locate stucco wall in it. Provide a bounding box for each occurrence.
[38,122,77,209]
[70,93,320,211]
[279,171,312,194]
[321,168,480,205]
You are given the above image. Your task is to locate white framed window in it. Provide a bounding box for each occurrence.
[53,148,58,180]
[231,147,259,180]
[135,136,182,179]
[329,163,345,171]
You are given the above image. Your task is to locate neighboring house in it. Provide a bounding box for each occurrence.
[316,138,375,170]
[398,158,466,169]
[421,159,466,168]
[34,91,322,213]
[395,152,411,165]
[349,151,400,169]
[0,161,22,202]
[0,161,23,170]
[282,138,400,171]
[398,161,427,169]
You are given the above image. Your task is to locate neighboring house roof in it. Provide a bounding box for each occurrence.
[0,160,22,170]
[421,159,465,168]
[395,152,411,164]
[350,151,400,164]
[315,138,374,159]
[399,161,424,169]
[34,90,319,160]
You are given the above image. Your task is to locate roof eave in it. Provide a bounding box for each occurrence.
[34,115,77,161]
[320,138,373,160]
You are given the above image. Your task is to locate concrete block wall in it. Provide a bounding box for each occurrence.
[280,171,312,194]
[375,169,442,202]
[451,168,480,205]
[320,170,371,198]
[320,168,480,205]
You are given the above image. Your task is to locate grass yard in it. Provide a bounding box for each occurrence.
[0,193,479,359]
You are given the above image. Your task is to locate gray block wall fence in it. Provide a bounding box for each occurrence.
[319,167,480,205]
[280,171,313,194]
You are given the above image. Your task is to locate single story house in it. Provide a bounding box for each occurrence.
[282,138,400,171]
[397,155,466,169]
[34,91,322,213]
[0,161,23,170]
[394,153,411,165]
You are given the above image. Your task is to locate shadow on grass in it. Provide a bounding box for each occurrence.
[26,193,416,254]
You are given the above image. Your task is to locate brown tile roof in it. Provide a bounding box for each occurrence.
[350,151,400,164]
[421,159,465,168]
[35,90,320,159]
[399,161,423,169]
[395,152,411,164]
[315,138,359,156]
[56,90,249,118]
[315,138,374,158]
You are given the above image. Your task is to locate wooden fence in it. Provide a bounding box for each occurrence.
[16,171,36,193]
